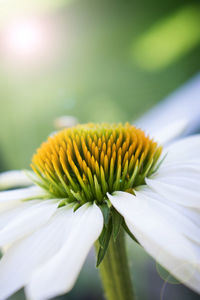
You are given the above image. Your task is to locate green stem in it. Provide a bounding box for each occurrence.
[96,228,135,300]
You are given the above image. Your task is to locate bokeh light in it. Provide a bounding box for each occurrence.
[132,4,200,70]
[5,19,43,56]
[1,17,50,63]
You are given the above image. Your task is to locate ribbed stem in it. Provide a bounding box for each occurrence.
[96,229,135,300]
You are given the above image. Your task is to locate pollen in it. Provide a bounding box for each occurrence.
[31,123,162,204]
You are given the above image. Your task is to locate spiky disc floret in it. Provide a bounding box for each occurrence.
[31,123,162,204]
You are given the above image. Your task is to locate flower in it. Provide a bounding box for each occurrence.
[0,123,199,300]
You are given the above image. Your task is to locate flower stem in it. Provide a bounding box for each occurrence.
[96,228,135,300]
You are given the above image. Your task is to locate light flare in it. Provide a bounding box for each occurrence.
[2,17,48,59]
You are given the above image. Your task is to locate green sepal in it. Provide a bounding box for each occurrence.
[99,226,107,248]
[96,219,112,267]
[100,203,110,227]
[122,220,139,244]
[150,153,167,175]
[70,190,84,203]
[99,217,112,248]
[58,199,68,208]
[112,208,123,242]
[73,202,82,212]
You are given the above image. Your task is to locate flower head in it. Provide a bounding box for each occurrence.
[31,123,162,204]
[0,122,199,300]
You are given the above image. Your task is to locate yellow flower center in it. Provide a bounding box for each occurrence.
[31,123,162,204]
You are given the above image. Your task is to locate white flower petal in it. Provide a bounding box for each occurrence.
[156,161,200,177]
[135,186,200,227]
[0,201,43,230]
[0,186,43,202]
[146,176,200,209]
[0,170,34,190]
[160,134,200,165]
[0,186,46,213]
[127,224,200,293]
[151,176,200,192]
[0,205,74,300]
[108,191,200,245]
[26,203,103,300]
[108,191,200,294]
[0,200,58,247]
[135,189,200,244]
[151,119,188,145]
[147,142,200,209]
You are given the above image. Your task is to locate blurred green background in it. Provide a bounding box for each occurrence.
[0,0,200,299]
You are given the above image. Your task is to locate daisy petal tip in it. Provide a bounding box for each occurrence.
[153,118,189,145]
[107,190,125,198]
[107,191,132,209]
[0,170,33,190]
[25,283,73,300]
[106,191,116,202]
